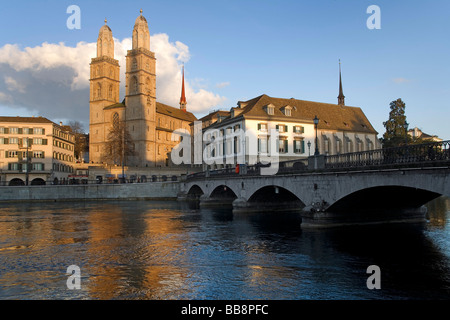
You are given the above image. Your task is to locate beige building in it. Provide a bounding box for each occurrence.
[89,11,196,167]
[408,127,442,143]
[0,116,75,185]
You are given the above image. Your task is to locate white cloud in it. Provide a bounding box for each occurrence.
[0,33,226,125]
[216,81,230,89]
[4,76,26,93]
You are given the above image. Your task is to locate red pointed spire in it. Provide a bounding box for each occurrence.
[180,65,187,111]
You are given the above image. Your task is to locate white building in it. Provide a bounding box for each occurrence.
[198,94,380,170]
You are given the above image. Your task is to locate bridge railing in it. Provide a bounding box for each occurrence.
[325,140,450,169]
[185,140,450,180]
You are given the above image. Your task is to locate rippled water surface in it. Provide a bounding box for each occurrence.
[0,198,449,300]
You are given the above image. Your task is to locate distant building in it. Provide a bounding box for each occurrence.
[197,110,231,129]
[0,116,75,185]
[408,127,442,143]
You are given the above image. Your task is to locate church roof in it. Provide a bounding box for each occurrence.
[156,102,197,122]
[102,101,197,122]
[214,94,378,134]
[103,102,125,110]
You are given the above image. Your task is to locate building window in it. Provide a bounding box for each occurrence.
[34,128,44,135]
[294,139,305,154]
[284,108,292,116]
[278,138,288,153]
[132,58,138,70]
[33,138,47,145]
[33,151,44,158]
[7,151,18,158]
[276,125,288,133]
[258,137,268,153]
[266,105,274,115]
[9,137,18,144]
[32,163,44,171]
[294,126,304,134]
[132,76,138,94]
[9,127,19,134]
[8,163,20,171]
[257,123,268,132]
[108,85,113,99]
[112,113,120,131]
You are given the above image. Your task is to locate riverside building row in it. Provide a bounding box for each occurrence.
[0,116,75,186]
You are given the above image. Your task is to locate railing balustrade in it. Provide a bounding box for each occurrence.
[186,140,450,180]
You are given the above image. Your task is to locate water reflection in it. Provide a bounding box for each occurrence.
[0,197,449,300]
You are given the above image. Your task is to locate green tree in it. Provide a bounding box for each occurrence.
[381,98,410,148]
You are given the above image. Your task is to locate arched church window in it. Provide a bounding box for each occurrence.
[112,113,120,131]
[96,83,102,99]
[146,77,151,95]
[132,58,138,70]
[132,76,138,93]
[108,85,113,99]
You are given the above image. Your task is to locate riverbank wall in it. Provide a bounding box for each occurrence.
[0,182,181,202]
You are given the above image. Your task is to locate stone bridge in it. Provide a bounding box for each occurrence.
[178,141,450,227]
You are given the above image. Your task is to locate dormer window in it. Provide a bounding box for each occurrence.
[264,104,275,115]
[281,105,292,116]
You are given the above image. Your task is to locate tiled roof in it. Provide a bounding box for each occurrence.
[156,102,197,122]
[0,116,54,124]
[102,100,197,122]
[230,94,378,134]
[198,110,230,122]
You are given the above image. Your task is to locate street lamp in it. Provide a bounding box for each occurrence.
[404,121,409,146]
[307,141,311,156]
[313,115,319,155]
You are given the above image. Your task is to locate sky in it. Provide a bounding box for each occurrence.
[0,0,449,139]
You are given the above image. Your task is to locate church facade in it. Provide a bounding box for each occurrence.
[89,11,196,167]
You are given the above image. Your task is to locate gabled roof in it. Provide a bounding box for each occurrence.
[220,94,378,134]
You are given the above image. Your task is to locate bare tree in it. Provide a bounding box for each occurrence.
[103,121,136,165]
[67,121,88,161]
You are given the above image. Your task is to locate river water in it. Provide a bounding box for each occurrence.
[0,197,449,300]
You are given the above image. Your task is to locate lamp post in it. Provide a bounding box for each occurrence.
[307,141,311,156]
[404,121,409,146]
[313,115,319,155]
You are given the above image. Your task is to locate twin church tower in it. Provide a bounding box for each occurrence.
[89,10,196,167]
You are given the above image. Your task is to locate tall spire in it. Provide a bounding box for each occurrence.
[180,65,187,112]
[338,59,345,106]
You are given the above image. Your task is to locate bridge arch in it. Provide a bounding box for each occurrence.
[328,185,441,214]
[209,185,238,200]
[187,184,204,199]
[242,185,306,212]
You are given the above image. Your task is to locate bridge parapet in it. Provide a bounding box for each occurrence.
[186,140,450,181]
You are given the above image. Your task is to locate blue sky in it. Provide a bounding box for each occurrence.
[0,0,449,139]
